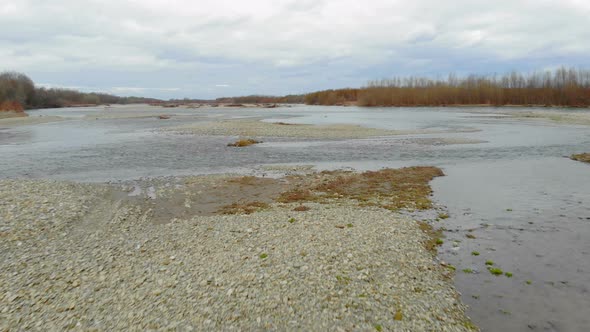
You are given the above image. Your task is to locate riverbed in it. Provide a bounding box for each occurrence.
[1,104,589,331]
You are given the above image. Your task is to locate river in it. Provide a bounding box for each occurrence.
[1,104,589,331]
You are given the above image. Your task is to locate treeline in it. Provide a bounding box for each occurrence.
[216,94,305,104]
[305,68,590,107]
[0,71,160,111]
[304,89,358,105]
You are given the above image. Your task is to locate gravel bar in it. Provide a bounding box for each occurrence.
[0,179,476,331]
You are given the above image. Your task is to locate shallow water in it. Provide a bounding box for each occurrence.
[1,104,590,331]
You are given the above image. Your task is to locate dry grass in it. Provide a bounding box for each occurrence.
[214,167,443,220]
[313,167,444,211]
[227,139,261,147]
[276,189,317,203]
[218,201,269,215]
[571,153,590,163]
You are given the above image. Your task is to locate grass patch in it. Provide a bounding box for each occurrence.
[313,167,444,210]
[485,260,494,266]
[505,272,513,278]
[259,253,268,259]
[276,189,317,203]
[288,217,296,223]
[488,267,503,276]
[471,251,480,256]
[571,153,590,163]
[227,138,261,147]
[438,212,450,219]
[418,222,444,253]
[462,268,474,274]
[218,201,269,215]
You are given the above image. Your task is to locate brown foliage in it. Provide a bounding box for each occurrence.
[305,88,359,105]
[276,189,317,203]
[227,139,261,147]
[275,167,443,211]
[313,167,444,210]
[571,153,590,163]
[306,68,590,107]
[0,100,24,112]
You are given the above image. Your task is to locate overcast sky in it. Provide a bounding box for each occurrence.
[2,0,589,99]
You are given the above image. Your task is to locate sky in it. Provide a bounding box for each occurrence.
[2,0,590,99]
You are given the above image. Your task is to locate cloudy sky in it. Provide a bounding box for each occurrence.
[2,0,589,99]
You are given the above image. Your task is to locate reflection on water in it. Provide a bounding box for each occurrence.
[2,104,590,331]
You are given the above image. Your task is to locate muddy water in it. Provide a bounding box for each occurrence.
[1,104,590,331]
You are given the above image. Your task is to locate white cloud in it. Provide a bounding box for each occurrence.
[1,0,589,98]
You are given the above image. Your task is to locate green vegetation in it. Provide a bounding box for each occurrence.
[438,212,450,219]
[485,260,494,266]
[526,280,532,285]
[506,208,513,212]
[288,217,296,223]
[462,268,474,274]
[505,272,513,278]
[346,223,354,228]
[305,67,590,107]
[374,324,383,331]
[435,238,444,245]
[488,267,504,276]
[471,251,480,256]
[259,253,268,259]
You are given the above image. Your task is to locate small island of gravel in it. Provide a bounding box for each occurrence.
[571,153,590,164]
